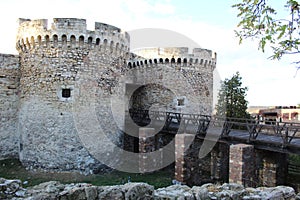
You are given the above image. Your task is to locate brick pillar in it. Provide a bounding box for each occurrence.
[260,158,277,186]
[211,143,229,183]
[174,133,194,183]
[211,149,220,180]
[138,128,161,173]
[229,144,257,187]
[258,151,287,186]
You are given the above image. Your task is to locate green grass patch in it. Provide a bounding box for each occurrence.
[0,158,173,189]
[289,154,300,165]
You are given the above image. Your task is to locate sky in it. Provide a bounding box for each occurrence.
[0,0,299,107]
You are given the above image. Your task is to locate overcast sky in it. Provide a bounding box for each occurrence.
[1,0,299,106]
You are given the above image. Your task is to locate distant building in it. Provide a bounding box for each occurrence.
[259,106,299,122]
[248,106,300,122]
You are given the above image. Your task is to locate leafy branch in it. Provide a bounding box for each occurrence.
[233,0,300,63]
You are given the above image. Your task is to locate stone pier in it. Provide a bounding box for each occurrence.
[138,128,162,173]
[174,133,195,184]
[257,150,288,186]
[210,143,229,182]
[229,144,257,187]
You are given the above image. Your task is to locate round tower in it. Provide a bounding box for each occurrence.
[126,47,217,115]
[16,18,130,173]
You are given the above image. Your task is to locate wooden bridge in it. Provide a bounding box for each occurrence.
[128,109,300,154]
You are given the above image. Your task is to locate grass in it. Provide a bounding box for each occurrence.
[0,158,173,189]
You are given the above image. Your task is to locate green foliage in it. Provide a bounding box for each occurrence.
[233,0,300,64]
[215,72,250,119]
[289,154,300,164]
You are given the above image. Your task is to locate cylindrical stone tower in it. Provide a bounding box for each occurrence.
[16,18,130,173]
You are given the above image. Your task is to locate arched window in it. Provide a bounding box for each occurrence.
[116,43,119,53]
[171,58,175,63]
[103,39,108,49]
[183,58,187,63]
[45,35,50,46]
[96,38,100,45]
[31,36,35,48]
[110,41,114,52]
[53,35,58,46]
[88,36,93,44]
[70,35,76,46]
[177,58,181,63]
[79,35,84,46]
[159,58,163,63]
[37,35,42,46]
[165,58,169,63]
[62,35,67,46]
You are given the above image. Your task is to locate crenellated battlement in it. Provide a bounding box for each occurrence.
[132,47,217,59]
[128,47,217,70]
[16,18,130,54]
[127,57,216,70]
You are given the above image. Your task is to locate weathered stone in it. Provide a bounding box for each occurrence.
[123,182,154,200]
[85,186,98,200]
[154,185,195,200]
[98,185,124,199]
[191,185,210,200]
[258,186,296,200]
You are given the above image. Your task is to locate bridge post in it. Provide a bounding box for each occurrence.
[257,150,288,186]
[138,127,162,173]
[174,133,195,184]
[210,143,229,182]
[229,144,257,187]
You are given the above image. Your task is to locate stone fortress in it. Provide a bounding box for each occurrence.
[0,18,216,174]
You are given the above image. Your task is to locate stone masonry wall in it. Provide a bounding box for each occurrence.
[128,47,216,115]
[0,54,20,159]
[16,18,130,173]
[0,17,217,173]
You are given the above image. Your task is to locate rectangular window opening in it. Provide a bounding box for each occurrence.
[62,88,71,98]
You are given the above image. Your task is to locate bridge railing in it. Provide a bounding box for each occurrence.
[127,109,300,148]
[127,109,211,134]
[216,116,300,147]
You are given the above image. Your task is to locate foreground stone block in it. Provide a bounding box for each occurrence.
[0,177,297,199]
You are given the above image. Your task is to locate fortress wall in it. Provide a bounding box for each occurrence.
[123,62,214,114]
[0,18,217,173]
[0,54,20,159]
